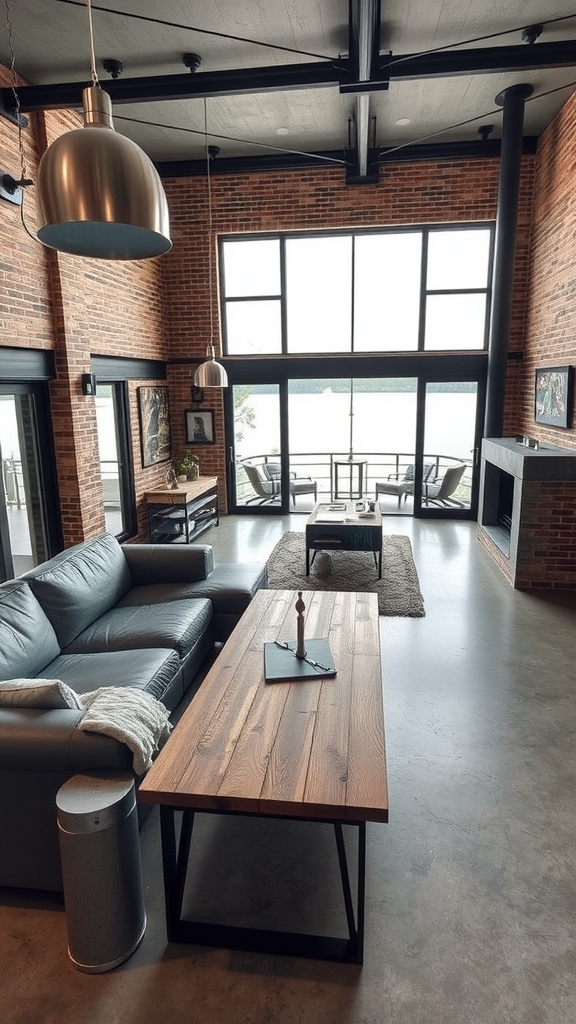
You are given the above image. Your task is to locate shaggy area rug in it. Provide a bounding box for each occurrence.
[266,531,425,617]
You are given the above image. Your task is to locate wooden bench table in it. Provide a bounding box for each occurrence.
[139,587,388,964]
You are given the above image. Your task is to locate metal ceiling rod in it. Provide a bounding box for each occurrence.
[156,137,537,178]
[3,41,576,116]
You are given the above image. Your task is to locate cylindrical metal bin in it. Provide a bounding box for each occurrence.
[56,770,146,973]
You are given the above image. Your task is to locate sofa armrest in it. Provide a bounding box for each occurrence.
[122,543,214,585]
[0,708,133,772]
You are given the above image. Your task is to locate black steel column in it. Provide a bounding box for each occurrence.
[484,83,533,438]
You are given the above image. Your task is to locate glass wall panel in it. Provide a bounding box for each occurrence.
[288,378,418,510]
[0,392,51,578]
[286,236,352,352]
[222,238,280,296]
[232,385,282,507]
[427,228,492,289]
[424,294,488,350]
[96,385,124,535]
[225,300,282,355]
[419,383,478,511]
[354,233,422,351]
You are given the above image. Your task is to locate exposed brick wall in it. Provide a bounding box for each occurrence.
[517,89,576,447]
[515,480,576,588]
[0,68,53,348]
[479,479,576,589]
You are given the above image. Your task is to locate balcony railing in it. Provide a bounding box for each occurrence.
[235,451,473,507]
[1,458,24,508]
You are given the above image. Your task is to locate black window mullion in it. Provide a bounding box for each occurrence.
[351,235,356,353]
[280,236,288,354]
[418,230,428,351]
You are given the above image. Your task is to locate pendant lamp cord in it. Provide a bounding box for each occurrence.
[204,97,215,356]
[86,0,99,86]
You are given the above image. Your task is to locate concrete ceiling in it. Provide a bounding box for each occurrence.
[2,0,576,177]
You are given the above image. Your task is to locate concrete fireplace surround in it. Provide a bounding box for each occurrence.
[478,437,576,589]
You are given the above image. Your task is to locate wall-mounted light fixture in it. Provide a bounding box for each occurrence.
[34,0,171,260]
[81,372,97,396]
[0,170,32,206]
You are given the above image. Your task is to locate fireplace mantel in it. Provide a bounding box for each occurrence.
[479,437,576,589]
[482,437,576,481]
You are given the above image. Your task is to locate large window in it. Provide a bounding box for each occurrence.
[221,224,493,356]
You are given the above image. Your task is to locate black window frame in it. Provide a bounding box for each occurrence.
[220,222,495,357]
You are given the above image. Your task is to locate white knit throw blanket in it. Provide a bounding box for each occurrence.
[78,687,172,775]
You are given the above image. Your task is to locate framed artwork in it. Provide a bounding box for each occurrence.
[185,409,215,445]
[190,385,205,404]
[137,386,172,467]
[534,365,573,428]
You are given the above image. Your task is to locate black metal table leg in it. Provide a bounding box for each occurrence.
[158,810,367,964]
[160,806,195,942]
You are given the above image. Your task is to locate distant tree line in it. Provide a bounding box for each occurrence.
[248,379,477,395]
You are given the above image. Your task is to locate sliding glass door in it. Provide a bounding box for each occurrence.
[230,384,283,508]
[415,381,482,514]
[226,375,482,518]
[286,378,420,511]
[0,386,61,581]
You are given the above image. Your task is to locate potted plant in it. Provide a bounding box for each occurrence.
[175,454,192,482]
[175,452,200,482]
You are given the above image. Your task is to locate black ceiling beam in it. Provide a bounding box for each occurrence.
[384,40,576,84]
[3,41,576,115]
[3,64,340,113]
[346,0,382,182]
[155,137,538,178]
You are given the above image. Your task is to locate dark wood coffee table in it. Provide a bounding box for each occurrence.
[305,501,383,577]
[139,588,388,964]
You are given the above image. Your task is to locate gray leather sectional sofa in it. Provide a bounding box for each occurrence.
[0,531,267,891]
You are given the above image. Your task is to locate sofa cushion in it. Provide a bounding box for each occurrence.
[118,563,268,617]
[64,598,213,660]
[0,580,62,681]
[24,532,133,649]
[0,678,81,709]
[41,648,180,703]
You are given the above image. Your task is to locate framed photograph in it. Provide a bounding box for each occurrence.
[137,386,172,467]
[185,409,215,445]
[534,365,573,428]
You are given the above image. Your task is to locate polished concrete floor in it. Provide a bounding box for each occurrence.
[2,514,576,1024]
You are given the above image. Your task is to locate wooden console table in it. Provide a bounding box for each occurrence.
[145,476,218,544]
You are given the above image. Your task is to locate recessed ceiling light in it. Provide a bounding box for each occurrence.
[395,117,412,126]
[276,127,289,136]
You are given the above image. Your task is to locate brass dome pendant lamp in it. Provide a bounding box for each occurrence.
[35,0,171,260]
[194,101,228,388]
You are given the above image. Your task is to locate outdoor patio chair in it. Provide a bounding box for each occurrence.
[375,463,434,508]
[242,461,282,504]
[423,463,466,507]
[242,460,317,506]
[265,462,317,506]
